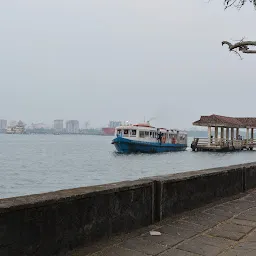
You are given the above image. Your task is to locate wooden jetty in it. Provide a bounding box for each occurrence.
[191,114,256,152]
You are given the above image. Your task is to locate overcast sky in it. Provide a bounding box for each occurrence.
[0,1,255,129]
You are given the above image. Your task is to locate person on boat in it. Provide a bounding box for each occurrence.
[157,131,163,145]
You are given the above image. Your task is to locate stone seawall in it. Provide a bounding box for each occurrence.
[1,162,256,256]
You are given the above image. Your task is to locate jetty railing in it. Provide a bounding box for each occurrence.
[193,137,256,148]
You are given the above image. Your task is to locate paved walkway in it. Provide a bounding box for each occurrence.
[68,189,256,256]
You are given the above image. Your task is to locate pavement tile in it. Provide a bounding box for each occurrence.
[228,218,256,227]
[244,231,256,242]
[225,200,253,211]
[208,222,253,241]
[208,229,245,241]
[234,242,256,250]
[158,248,200,256]
[219,242,256,256]
[164,220,207,233]
[91,245,149,256]
[182,212,228,228]
[140,232,184,247]
[204,207,235,218]
[218,248,256,256]
[119,237,167,255]
[155,225,199,239]
[177,235,234,256]
[246,207,256,215]
[67,244,103,256]
[242,194,256,202]
[212,205,244,215]
[104,225,162,244]
[236,213,256,222]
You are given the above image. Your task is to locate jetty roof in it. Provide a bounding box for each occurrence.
[193,114,256,128]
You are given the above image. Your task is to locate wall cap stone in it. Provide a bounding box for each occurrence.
[0,179,153,213]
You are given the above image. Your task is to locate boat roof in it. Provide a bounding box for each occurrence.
[116,124,187,134]
[133,123,156,128]
[116,124,156,130]
[193,114,256,128]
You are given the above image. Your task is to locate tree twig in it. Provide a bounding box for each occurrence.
[222,40,256,54]
[224,0,256,10]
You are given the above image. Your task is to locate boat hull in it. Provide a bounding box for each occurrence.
[112,137,187,153]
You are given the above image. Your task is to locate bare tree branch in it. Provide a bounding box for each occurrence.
[224,0,256,10]
[222,40,256,54]
[220,2,256,57]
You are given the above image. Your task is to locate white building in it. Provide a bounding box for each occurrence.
[66,120,79,134]
[6,120,25,134]
[0,119,7,130]
[53,120,64,133]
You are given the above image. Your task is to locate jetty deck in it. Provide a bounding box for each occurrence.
[191,114,256,152]
[68,188,256,256]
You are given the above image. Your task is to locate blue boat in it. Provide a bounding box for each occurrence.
[111,123,187,153]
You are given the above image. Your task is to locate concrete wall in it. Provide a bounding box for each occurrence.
[1,162,256,256]
[155,166,244,220]
[0,180,154,256]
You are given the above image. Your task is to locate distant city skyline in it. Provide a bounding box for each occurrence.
[0,117,208,131]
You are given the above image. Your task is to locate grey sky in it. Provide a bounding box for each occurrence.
[0,1,255,129]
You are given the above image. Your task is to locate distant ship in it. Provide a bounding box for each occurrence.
[102,121,122,136]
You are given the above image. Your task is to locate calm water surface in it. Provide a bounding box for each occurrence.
[0,134,255,199]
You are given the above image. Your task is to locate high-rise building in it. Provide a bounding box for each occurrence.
[53,120,64,133]
[109,121,122,128]
[66,120,79,134]
[0,119,7,130]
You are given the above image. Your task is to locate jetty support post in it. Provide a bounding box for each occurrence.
[215,127,218,145]
[236,128,239,139]
[246,127,249,148]
[226,128,229,142]
[208,126,211,146]
[221,127,224,145]
[231,128,234,140]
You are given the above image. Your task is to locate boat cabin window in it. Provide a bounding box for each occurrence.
[145,131,149,137]
[150,131,155,138]
[131,130,136,136]
[139,131,145,138]
[117,129,121,135]
[124,130,128,135]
